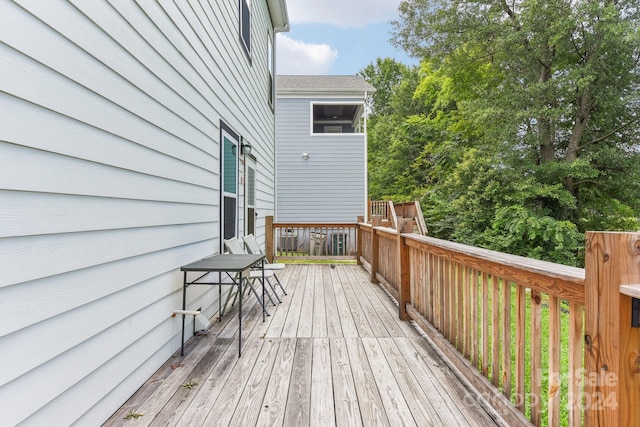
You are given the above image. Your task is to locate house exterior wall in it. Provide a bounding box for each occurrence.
[0,1,281,425]
[276,96,367,223]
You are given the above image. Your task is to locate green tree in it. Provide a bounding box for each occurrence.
[384,0,640,264]
[360,58,432,200]
[392,0,640,206]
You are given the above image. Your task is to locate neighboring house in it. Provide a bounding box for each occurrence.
[275,75,375,224]
[0,1,288,425]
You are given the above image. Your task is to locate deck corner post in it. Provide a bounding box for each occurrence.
[584,231,640,427]
[265,215,274,263]
[398,221,411,321]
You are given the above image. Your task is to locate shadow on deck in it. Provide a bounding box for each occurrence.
[104,264,502,426]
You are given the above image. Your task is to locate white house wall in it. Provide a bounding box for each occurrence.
[0,0,277,425]
[276,96,366,222]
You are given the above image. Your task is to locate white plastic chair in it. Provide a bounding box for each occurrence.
[243,234,287,297]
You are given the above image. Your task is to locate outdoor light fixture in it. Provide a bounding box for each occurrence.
[302,152,309,160]
[240,140,252,156]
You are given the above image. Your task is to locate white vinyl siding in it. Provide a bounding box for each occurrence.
[276,96,367,223]
[0,0,278,425]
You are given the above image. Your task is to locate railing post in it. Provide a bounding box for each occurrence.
[398,219,411,320]
[370,225,379,284]
[265,215,274,263]
[356,219,362,266]
[584,231,640,426]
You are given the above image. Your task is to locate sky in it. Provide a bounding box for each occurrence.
[276,0,417,76]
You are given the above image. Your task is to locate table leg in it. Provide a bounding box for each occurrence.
[181,271,187,357]
[262,259,265,322]
[238,271,242,357]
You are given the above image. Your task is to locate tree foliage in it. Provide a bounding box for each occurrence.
[362,0,640,266]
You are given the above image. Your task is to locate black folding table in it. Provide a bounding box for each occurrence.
[179,253,265,357]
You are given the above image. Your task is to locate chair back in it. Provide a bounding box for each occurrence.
[243,234,264,255]
[223,237,246,255]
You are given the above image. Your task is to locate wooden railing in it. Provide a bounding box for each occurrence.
[357,223,640,427]
[368,199,428,235]
[265,217,358,261]
[369,199,390,219]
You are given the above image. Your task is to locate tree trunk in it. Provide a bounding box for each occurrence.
[538,44,555,164]
[565,87,593,194]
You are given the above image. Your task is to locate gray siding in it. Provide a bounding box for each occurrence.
[276,97,366,222]
[0,1,277,425]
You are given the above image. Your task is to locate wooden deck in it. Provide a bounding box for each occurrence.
[104,264,501,427]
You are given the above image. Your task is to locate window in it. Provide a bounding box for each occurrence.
[245,159,256,236]
[240,0,251,54]
[267,33,274,106]
[311,103,366,134]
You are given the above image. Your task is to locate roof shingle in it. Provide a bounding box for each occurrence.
[276,75,376,94]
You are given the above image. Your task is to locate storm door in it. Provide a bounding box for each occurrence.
[222,128,239,241]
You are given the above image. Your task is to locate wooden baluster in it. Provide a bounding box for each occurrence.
[492,275,501,388]
[427,253,434,324]
[548,295,561,427]
[515,284,526,413]
[530,290,542,426]
[437,256,444,333]
[502,280,512,400]
[454,262,462,350]
[444,258,452,341]
[482,272,490,378]
[471,268,479,368]
[568,302,583,427]
[468,267,475,362]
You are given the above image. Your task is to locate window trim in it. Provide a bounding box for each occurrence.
[239,0,251,57]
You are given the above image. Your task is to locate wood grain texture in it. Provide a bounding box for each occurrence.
[547,296,561,427]
[584,232,640,427]
[530,291,542,426]
[568,302,584,427]
[405,236,585,304]
[330,338,363,427]
[359,225,593,426]
[310,338,335,426]
[104,265,500,427]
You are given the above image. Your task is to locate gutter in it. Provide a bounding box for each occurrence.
[268,0,290,33]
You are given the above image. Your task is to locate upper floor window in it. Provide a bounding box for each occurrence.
[311,103,366,134]
[240,0,251,54]
[268,33,274,106]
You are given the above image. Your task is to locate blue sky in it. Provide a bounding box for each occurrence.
[276,0,417,75]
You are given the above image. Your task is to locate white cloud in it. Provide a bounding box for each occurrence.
[286,0,402,28]
[276,34,338,75]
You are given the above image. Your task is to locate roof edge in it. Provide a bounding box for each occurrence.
[267,0,290,32]
[276,75,376,94]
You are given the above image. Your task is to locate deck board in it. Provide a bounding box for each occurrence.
[104,264,501,427]
[330,338,363,427]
